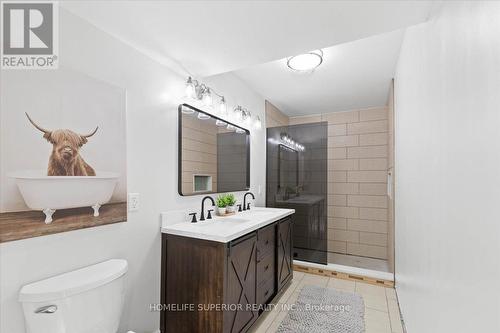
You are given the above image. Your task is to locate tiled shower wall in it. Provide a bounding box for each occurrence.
[290,107,389,259]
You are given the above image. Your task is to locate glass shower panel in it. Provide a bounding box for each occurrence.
[266,122,328,265]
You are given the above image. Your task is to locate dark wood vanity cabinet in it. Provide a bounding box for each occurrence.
[277,217,293,290]
[160,216,293,333]
[225,232,258,332]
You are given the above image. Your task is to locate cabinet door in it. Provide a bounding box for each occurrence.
[225,233,258,333]
[277,217,293,291]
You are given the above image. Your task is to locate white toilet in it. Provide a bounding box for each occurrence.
[19,259,131,333]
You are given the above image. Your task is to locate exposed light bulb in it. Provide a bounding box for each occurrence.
[202,88,213,107]
[219,97,227,115]
[233,106,243,122]
[227,124,236,131]
[185,77,195,99]
[254,116,262,130]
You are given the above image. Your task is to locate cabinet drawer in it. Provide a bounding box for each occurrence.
[256,275,275,305]
[257,251,275,286]
[257,223,275,260]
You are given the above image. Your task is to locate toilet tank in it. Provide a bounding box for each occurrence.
[19,259,128,333]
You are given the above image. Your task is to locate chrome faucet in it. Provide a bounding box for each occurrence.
[243,192,255,211]
[200,196,215,221]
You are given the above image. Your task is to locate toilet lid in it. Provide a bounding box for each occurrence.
[19,259,128,303]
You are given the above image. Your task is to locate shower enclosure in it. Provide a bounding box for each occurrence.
[266,122,328,264]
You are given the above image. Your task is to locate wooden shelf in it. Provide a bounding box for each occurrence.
[0,202,126,243]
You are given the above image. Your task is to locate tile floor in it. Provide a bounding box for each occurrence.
[250,271,403,333]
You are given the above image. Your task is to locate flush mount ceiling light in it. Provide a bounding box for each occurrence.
[287,50,323,72]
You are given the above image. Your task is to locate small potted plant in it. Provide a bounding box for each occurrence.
[225,194,237,213]
[216,195,227,216]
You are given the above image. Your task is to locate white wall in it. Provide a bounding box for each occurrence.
[0,8,266,333]
[394,2,500,332]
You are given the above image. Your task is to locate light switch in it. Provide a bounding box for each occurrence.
[128,193,140,211]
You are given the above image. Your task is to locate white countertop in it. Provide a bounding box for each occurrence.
[161,207,294,243]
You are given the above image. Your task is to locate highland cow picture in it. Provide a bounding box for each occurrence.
[0,69,127,242]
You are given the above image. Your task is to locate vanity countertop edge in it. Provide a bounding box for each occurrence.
[161,207,295,243]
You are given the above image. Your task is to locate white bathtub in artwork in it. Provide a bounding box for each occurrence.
[10,170,119,224]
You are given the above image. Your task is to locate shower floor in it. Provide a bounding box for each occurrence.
[328,253,390,273]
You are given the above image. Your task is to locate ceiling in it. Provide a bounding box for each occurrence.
[62,1,435,78]
[234,29,405,116]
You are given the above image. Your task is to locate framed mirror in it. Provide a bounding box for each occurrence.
[178,104,250,196]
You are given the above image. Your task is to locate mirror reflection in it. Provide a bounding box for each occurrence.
[179,104,250,196]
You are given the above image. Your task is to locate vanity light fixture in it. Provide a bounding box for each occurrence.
[287,50,323,72]
[280,133,305,151]
[183,76,259,130]
[184,76,223,111]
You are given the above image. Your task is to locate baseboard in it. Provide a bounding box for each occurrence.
[293,260,394,288]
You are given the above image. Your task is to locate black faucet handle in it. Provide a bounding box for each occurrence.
[246,203,251,210]
[237,204,242,212]
[207,209,214,219]
[189,212,197,223]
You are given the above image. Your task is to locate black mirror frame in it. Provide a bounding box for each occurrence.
[178,103,250,196]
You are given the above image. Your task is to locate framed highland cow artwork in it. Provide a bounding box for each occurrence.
[0,69,127,242]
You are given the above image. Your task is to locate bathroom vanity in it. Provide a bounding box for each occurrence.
[160,208,294,333]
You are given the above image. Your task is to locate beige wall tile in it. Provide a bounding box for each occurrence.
[348,120,388,135]
[347,243,387,259]
[330,206,359,218]
[347,145,388,158]
[328,124,347,136]
[348,171,387,183]
[265,100,289,127]
[359,158,388,171]
[328,148,347,159]
[360,232,388,246]
[359,183,387,195]
[359,107,388,121]
[359,133,388,146]
[266,117,280,128]
[331,183,359,194]
[359,208,388,221]
[328,240,347,253]
[322,110,359,124]
[289,115,322,125]
[331,159,359,171]
[329,229,359,243]
[328,217,347,229]
[347,219,388,233]
[328,171,347,183]
[348,195,388,208]
[182,138,217,155]
[328,135,359,148]
[330,194,347,206]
